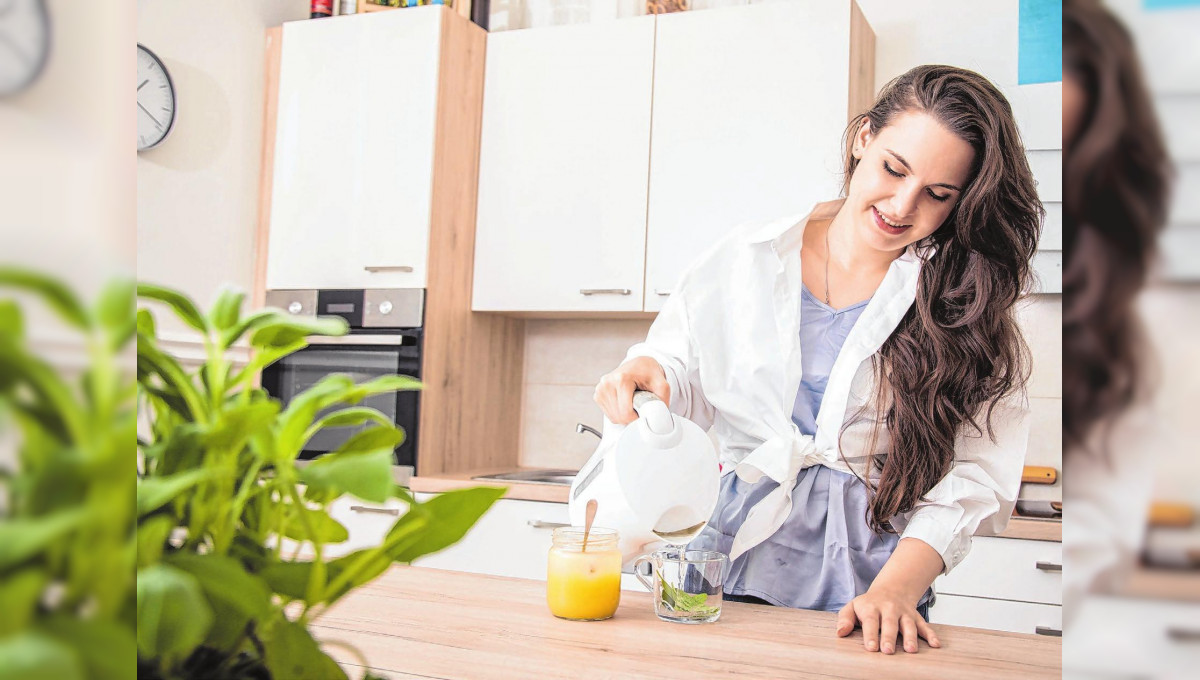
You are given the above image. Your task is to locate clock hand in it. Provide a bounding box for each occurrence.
[138,79,149,91]
[138,101,163,130]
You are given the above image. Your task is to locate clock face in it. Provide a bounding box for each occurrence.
[0,0,51,97]
[137,44,176,151]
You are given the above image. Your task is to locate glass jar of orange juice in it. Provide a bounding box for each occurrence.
[546,527,622,621]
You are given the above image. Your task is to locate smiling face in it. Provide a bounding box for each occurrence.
[843,110,976,255]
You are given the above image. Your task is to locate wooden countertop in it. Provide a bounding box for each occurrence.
[410,470,1062,542]
[311,566,1060,679]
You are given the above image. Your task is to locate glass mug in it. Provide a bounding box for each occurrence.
[546,527,622,621]
[634,549,729,623]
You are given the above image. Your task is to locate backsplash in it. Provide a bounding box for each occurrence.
[518,297,1064,504]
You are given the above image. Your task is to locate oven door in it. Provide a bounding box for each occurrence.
[260,334,421,470]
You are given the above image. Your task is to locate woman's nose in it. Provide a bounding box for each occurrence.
[889,184,921,221]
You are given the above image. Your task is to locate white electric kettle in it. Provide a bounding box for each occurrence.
[568,390,721,565]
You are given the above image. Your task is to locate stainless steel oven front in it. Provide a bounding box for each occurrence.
[261,289,424,475]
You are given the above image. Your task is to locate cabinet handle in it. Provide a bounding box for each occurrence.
[1035,561,1062,573]
[350,505,400,516]
[364,265,414,273]
[654,289,672,296]
[527,520,570,529]
[1167,627,1200,643]
[1034,626,1062,637]
[579,289,631,296]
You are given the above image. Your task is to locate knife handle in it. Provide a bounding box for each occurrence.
[1022,466,1058,484]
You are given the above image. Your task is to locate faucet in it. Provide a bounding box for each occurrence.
[575,423,601,440]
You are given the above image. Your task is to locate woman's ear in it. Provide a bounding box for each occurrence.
[853,120,873,160]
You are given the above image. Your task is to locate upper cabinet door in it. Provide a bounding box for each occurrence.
[644,0,872,311]
[472,17,655,313]
[267,9,443,291]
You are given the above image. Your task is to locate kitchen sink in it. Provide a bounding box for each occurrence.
[472,469,577,486]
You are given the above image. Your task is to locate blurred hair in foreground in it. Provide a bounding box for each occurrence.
[1062,0,1199,677]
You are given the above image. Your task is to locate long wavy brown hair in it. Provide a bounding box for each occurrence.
[1062,0,1170,459]
[840,65,1043,533]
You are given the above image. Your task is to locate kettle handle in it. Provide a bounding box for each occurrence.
[632,390,674,435]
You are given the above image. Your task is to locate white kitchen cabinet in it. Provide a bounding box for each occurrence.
[472,16,655,312]
[643,0,869,311]
[266,8,443,291]
[927,536,1063,635]
[472,3,871,314]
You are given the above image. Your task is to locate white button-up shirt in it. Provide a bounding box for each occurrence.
[625,200,1031,573]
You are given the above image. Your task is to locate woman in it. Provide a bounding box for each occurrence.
[594,65,1042,655]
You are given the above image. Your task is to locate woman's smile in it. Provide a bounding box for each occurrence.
[871,205,912,235]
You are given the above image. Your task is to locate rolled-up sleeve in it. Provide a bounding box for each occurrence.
[898,393,1031,574]
[623,286,716,431]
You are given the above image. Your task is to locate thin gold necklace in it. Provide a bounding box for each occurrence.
[823,222,832,306]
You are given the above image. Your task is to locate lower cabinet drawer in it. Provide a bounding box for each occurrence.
[1064,596,1200,678]
[927,593,1062,636]
[935,536,1062,605]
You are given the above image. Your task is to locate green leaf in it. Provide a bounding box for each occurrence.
[249,314,348,349]
[137,333,205,420]
[136,468,218,518]
[136,308,156,337]
[345,374,424,400]
[38,617,136,680]
[659,579,720,616]
[137,282,207,333]
[135,564,213,660]
[0,569,48,636]
[261,619,347,680]
[0,299,23,336]
[0,267,90,330]
[387,486,506,563]
[0,508,88,570]
[278,502,350,544]
[164,553,274,622]
[308,406,394,434]
[204,399,280,451]
[209,287,246,332]
[136,515,175,568]
[218,309,278,350]
[95,278,134,334]
[298,428,402,503]
[0,630,85,680]
[276,374,356,458]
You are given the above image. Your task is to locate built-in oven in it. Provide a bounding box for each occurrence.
[261,289,424,476]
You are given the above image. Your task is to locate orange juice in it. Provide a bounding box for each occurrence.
[546,527,621,621]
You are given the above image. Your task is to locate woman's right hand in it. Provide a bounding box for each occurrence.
[593,356,671,425]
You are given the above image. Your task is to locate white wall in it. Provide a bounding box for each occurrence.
[136,1,306,340]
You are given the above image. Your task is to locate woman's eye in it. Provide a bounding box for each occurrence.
[927,190,950,203]
[883,161,904,178]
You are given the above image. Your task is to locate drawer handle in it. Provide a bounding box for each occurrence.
[350,505,400,516]
[1035,561,1062,573]
[579,289,631,296]
[364,265,414,273]
[1167,627,1200,643]
[527,520,570,529]
[1035,626,1062,637]
[654,289,672,296]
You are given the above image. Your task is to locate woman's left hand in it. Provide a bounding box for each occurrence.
[835,586,941,654]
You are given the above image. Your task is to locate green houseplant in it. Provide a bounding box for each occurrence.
[133,282,506,679]
[0,269,505,679]
[0,270,137,680]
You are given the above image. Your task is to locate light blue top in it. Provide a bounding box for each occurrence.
[690,285,929,611]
